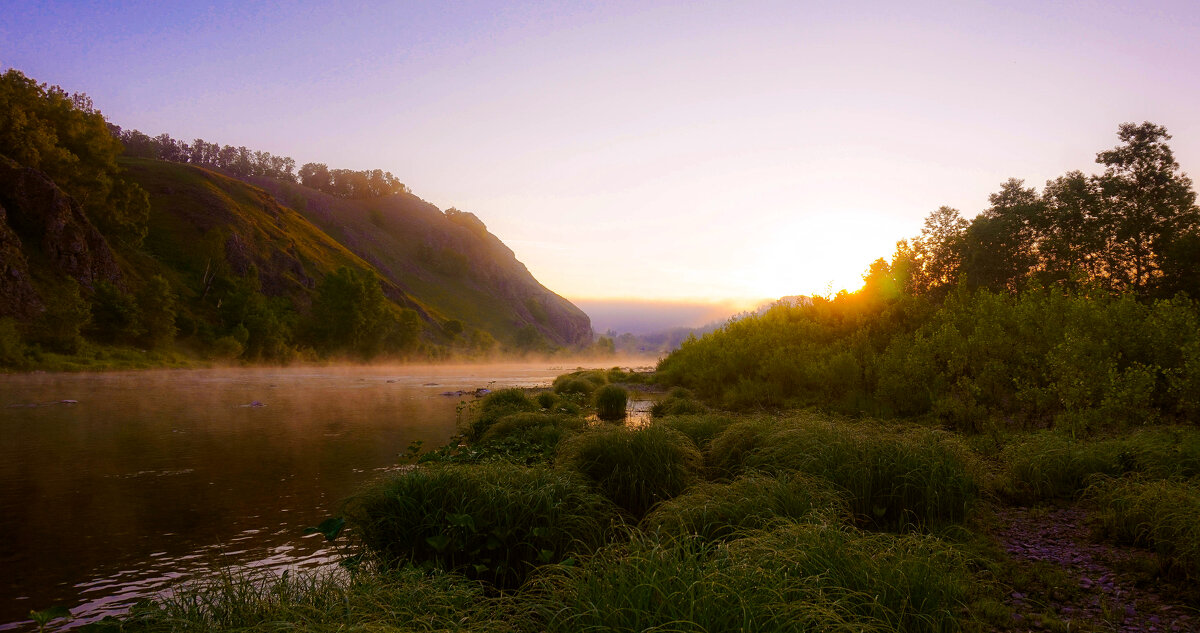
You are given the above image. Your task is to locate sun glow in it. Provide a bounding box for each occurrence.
[741,211,910,300]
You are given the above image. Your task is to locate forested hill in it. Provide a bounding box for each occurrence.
[0,68,591,367]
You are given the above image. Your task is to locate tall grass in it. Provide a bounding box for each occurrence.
[556,424,704,519]
[642,472,851,541]
[709,414,979,531]
[1000,427,1200,502]
[116,566,519,632]
[529,523,970,633]
[345,463,615,589]
[658,413,735,450]
[464,388,539,441]
[592,384,628,421]
[1086,476,1200,580]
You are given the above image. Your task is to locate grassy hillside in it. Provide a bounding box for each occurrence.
[244,175,592,348]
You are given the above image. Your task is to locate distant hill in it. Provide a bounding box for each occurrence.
[242,174,591,348]
[0,68,591,365]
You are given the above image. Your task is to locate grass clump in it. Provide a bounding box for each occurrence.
[557,424,704,519]
[1086,476,1200,580]
[114,566,517,632]
[650,386,709,418]
[465,388,539,441]
[471,412,584,465]
[593,384,628,421]
[530,523,970,633]
[659,413,735,450]
[345,462,615,589]
[712,414,979,531]
[552,369,608,396]
[642,472,851,541]
[1000,427,1200,502]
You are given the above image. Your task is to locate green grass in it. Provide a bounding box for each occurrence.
[108,566,519,632]
[642,472,851,541]
[464,388,540,441]
[657,413,735,450]
[1000,427,1200,502]
[592,384,628,421]
[709,413,980,531]
[529,523,971,633]
[556,424,704,519]
[1086,476,1200,580]
[344,462,616,589]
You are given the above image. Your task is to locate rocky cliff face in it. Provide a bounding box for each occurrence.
[0,156,122,318]
[0,156,122,288]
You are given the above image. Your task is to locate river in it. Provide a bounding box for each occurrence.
[0,364,627,630]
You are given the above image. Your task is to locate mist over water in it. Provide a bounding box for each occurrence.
[0,364,587,630]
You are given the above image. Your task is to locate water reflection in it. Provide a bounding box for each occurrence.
[0,364,581,630]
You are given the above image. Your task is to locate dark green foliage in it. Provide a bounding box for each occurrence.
[31,279,90,353]
[1087,477,1200,580]
[88,281,141,344]
[0,318,28,367]
[592,384,627,421]
[0,69,149,246]
[304,267,416,359]
[643,472,850,541]
[136,275,176,349]
[557,425,704,519]
[345,463,615,589]
[535,391,558,410]
[476,412,585,465]
[531,524,970,633]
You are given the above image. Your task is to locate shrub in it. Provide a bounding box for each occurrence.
[650,387,709,418]
[530,523,970,633]
[557,425,703,519]
[1087,476,1200,580]
[473,412,584,464]
[593,384,628,421]
[642,472,850,541]
[345,463,615,589]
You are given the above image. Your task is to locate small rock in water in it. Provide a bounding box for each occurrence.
[238,400,267,407]
[59,399,78,405]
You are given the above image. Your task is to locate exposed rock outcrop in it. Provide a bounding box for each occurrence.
[0,201,41,318]
[0,155,122,291]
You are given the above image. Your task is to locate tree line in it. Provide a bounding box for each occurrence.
[658,122,1200,433]
[108,126,411,199]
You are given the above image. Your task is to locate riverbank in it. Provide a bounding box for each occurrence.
[66,373,1200,633]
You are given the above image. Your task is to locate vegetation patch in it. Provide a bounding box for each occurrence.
[642,472,851,542]
[1086,476,1200,580]
[345,463,615,589]
[530,524,971,633]
[557,424,704,519]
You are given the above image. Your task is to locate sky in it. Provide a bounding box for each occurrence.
[4,0,1200,309]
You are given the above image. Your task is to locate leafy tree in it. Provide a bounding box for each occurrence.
[0,69,149,246]
[907,206,968,295]
[1094,122,1199,295]
[960,179,1042,292]
[306,267,395,358]
[89,281,142,344]
[32,280,90,353]
[137,275,177,349]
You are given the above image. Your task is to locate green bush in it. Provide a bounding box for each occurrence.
[535,391,558,410]
[705,417,778,479]
[649,387,709,418]
[1087,476,1200,580]
[530,523,970,633]
[593,384,628,421]
[557,425,703,519]
[345,463,615,589]
[553,370,608,396]
[0,318,27,368]
[472,412,584,465]
[642,472,850,541]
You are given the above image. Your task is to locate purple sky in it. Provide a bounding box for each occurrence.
[4,0,1200,305]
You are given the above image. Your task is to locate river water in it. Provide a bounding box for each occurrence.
[0,364,617,630]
